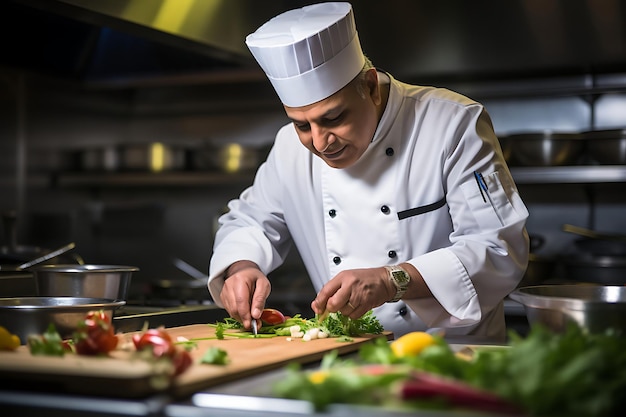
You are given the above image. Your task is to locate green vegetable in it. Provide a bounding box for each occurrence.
[208,311,384,339]
[319,311,384,337]
[201,346,230,365]
[273,323,626,416]
[27,323,67,357]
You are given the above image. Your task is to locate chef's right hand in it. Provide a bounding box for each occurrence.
[220,260,271,331]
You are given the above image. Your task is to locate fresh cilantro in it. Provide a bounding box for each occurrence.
[201,346,229,365]
[215,323,225,340]
[321,311,384,337]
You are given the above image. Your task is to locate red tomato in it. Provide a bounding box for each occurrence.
[132,329,176,358]
[171,349,193,376]
[260,308,286,325]
[132,328,193,376]
[74,310,118,355]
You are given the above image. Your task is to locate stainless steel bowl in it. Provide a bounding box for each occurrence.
[508,132,585,166]
[32,264,138,300]
[0,297,125,344]
[509,284,626,334]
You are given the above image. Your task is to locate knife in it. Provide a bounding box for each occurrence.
[251,317,258,337]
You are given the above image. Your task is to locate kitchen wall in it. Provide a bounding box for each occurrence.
[2,67,626,308]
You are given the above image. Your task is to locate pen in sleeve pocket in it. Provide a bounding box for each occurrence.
[473,171,487,202]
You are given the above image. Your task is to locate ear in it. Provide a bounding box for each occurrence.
[365,68,381,104]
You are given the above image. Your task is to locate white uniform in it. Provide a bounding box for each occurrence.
[208,73,529,341]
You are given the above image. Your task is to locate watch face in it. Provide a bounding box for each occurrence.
[392,270,410,285]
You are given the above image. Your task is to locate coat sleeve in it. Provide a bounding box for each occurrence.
[207,126,295,305]
[405,102,529,329]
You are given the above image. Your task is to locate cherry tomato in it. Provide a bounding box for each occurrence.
[171,349,193,376]
[74,310,118,355]
[132,328,193,376]
[132,329,176,358]
[260,308,286,325]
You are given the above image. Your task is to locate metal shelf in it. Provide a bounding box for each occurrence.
[510,166,626,184]
[6,167,626,188]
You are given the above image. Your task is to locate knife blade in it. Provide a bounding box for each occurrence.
[251,317,258,337]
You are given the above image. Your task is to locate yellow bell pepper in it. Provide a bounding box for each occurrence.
[0,325,21,350]
[390,331,435,358]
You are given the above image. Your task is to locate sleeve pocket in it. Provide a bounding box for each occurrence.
[461,170,522,230]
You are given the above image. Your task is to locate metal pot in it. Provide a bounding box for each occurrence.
[583,129,626,165]
[563,224,626,256]
[508,131,585,166]
[0,297,125,344]
[562,255,626,285]
[574,238,626,256]
[32,264,138,300]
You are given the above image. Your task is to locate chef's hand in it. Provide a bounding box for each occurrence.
[220,260,271,331]
[311,264,429,319]
[311,267,395,319]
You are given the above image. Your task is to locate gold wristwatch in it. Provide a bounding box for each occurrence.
[384,265,410,302]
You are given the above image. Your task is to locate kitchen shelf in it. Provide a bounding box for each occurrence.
[8,167,625,189]
[510,166,626,184]
[54,171,255,187]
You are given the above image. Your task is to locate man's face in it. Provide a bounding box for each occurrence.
[284,70,381,169]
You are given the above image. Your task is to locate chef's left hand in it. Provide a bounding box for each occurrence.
[311,267,396,319]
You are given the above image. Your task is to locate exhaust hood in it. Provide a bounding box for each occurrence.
[2,0,626,88]
[1,0,296,86]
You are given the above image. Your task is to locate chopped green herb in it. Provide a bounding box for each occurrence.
[27,323,67,357]
[201,346,229,365]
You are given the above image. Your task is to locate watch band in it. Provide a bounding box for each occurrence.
[385,265,410,303]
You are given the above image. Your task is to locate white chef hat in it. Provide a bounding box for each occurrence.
[245,2,365,107]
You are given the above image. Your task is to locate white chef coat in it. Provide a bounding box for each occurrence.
[208,72,529,341]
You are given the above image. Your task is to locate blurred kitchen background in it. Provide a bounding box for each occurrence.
[1,0,626,317]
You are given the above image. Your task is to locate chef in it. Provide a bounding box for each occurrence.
[207,2,529,341]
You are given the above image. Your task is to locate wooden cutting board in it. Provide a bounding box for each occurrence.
[0,324,392,399]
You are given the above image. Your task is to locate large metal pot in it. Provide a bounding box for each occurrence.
[32,264,138,300]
